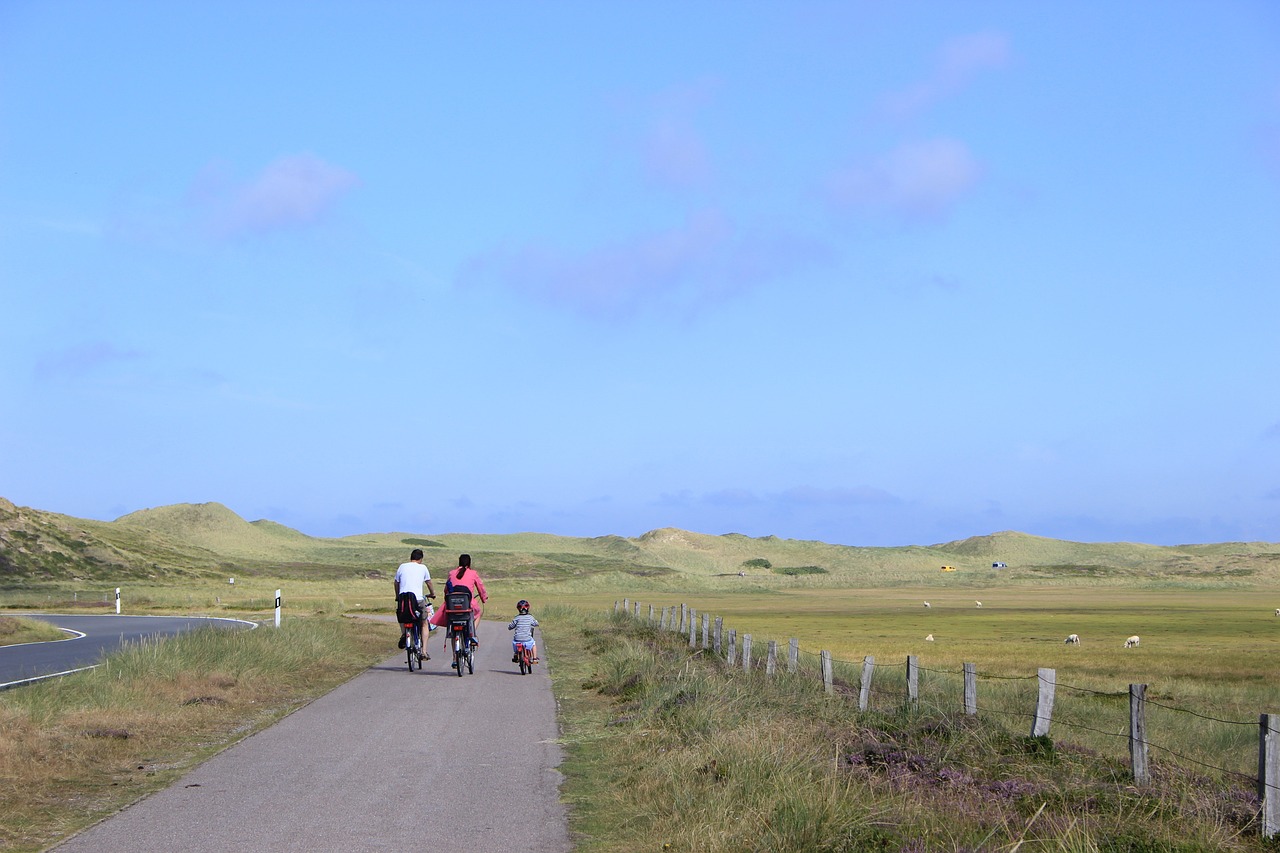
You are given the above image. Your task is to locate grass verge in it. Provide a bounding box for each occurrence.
[0,616,67,647]
[543,605,1270,852]
[0,616,388,852]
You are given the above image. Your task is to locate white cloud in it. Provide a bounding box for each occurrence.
[644,118,712,190]
[773,485,900,507]
[880,30,1012,120]
[826,138,983,220]
[460,210,826,320]
[195,153,358,238]
[35,342,143,380]
[638,77,721,191]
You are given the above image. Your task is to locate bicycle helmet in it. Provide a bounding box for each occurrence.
[517,599,530,614]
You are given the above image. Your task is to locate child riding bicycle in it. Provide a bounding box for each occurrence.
[508,599,539,663]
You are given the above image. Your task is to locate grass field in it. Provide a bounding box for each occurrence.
[545,605,1279,851]
[5,499,1280,848]
[553,586,1280,781]
[3,576,1278,849]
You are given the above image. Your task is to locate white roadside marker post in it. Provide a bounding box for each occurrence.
[275,589,282,628]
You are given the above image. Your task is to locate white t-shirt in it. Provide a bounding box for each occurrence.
[394,561,432,601]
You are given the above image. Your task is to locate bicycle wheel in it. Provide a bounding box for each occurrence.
[406,627,416,671]
[453,634,465,677]
[518,646,529,675]
[466,646,474,674]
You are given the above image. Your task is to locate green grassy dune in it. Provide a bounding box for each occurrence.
[4,497,1278,593]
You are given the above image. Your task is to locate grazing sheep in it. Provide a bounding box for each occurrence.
[923,602,931,608]
[925,634,934,641]
[1124,635,1140,648]
[975,601,982,608]
[1275,608,1279,616]
[1064,634,1080,644]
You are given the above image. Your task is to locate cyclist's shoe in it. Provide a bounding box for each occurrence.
[512,654,519,663]
[470,638,479,648]
[532,657,540,663]
[397,634,406,649]
[450,661,458,669]
[420,651,430,661]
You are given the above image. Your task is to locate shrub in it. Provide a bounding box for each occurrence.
[399,538,445,548]
[772,565,828,576]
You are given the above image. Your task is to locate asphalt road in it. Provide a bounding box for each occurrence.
[0,614,255,688]
[51,617,571,852]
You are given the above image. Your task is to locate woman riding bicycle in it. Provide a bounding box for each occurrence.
[430,554,487,646]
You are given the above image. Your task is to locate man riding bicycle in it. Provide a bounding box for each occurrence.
[394,549,436,659]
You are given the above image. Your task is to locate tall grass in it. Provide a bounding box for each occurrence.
[546,606,1269,851]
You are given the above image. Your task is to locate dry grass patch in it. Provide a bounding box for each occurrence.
[0,615,67,646]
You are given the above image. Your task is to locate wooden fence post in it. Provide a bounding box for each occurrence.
[859,656,875,711]
[633,601,639,618]
[660,607,668,629]
[820,650,833,695]
[669,606,678,630]
[1130,684,1149,786]
[742,634,753,670]
[622,598,629,615]
[688,610,697,648]
[613,600,619,613]
[702,613,709,649]
[1032,668,1055,738]
[766,640,777,676]
[963,663,977,716]
[906,655,919,708]
[1261,713,1280,839]
[713,617,723,654]
[727,630,737,665]
[678,604,686,633]
[788,638,799,674]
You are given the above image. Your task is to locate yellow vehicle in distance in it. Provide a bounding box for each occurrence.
[940,565,957,572]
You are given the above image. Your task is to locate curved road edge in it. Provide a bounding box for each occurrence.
[0,614,259,690]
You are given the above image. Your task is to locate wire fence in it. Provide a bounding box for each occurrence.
[613,598,1280,838]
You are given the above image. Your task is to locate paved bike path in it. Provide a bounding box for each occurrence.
[53,619,570,852]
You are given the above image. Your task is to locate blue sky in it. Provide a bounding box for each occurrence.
[3,2,1279,547]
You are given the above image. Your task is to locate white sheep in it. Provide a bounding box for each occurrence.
[1275,608,1279,616]
[923,602,931,608]
[925,634,934,642]
[1064,634,1080,644]
[975,601,982,608]
[1124,635,1140,648]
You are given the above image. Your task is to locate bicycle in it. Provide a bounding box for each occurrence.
[515,640,535,675]
[397,592,432,672]
[449,623,475,676]
[442,588,476,677]
[405,618,423,671]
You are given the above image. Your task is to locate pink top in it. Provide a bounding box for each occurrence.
[429,567,487,627]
